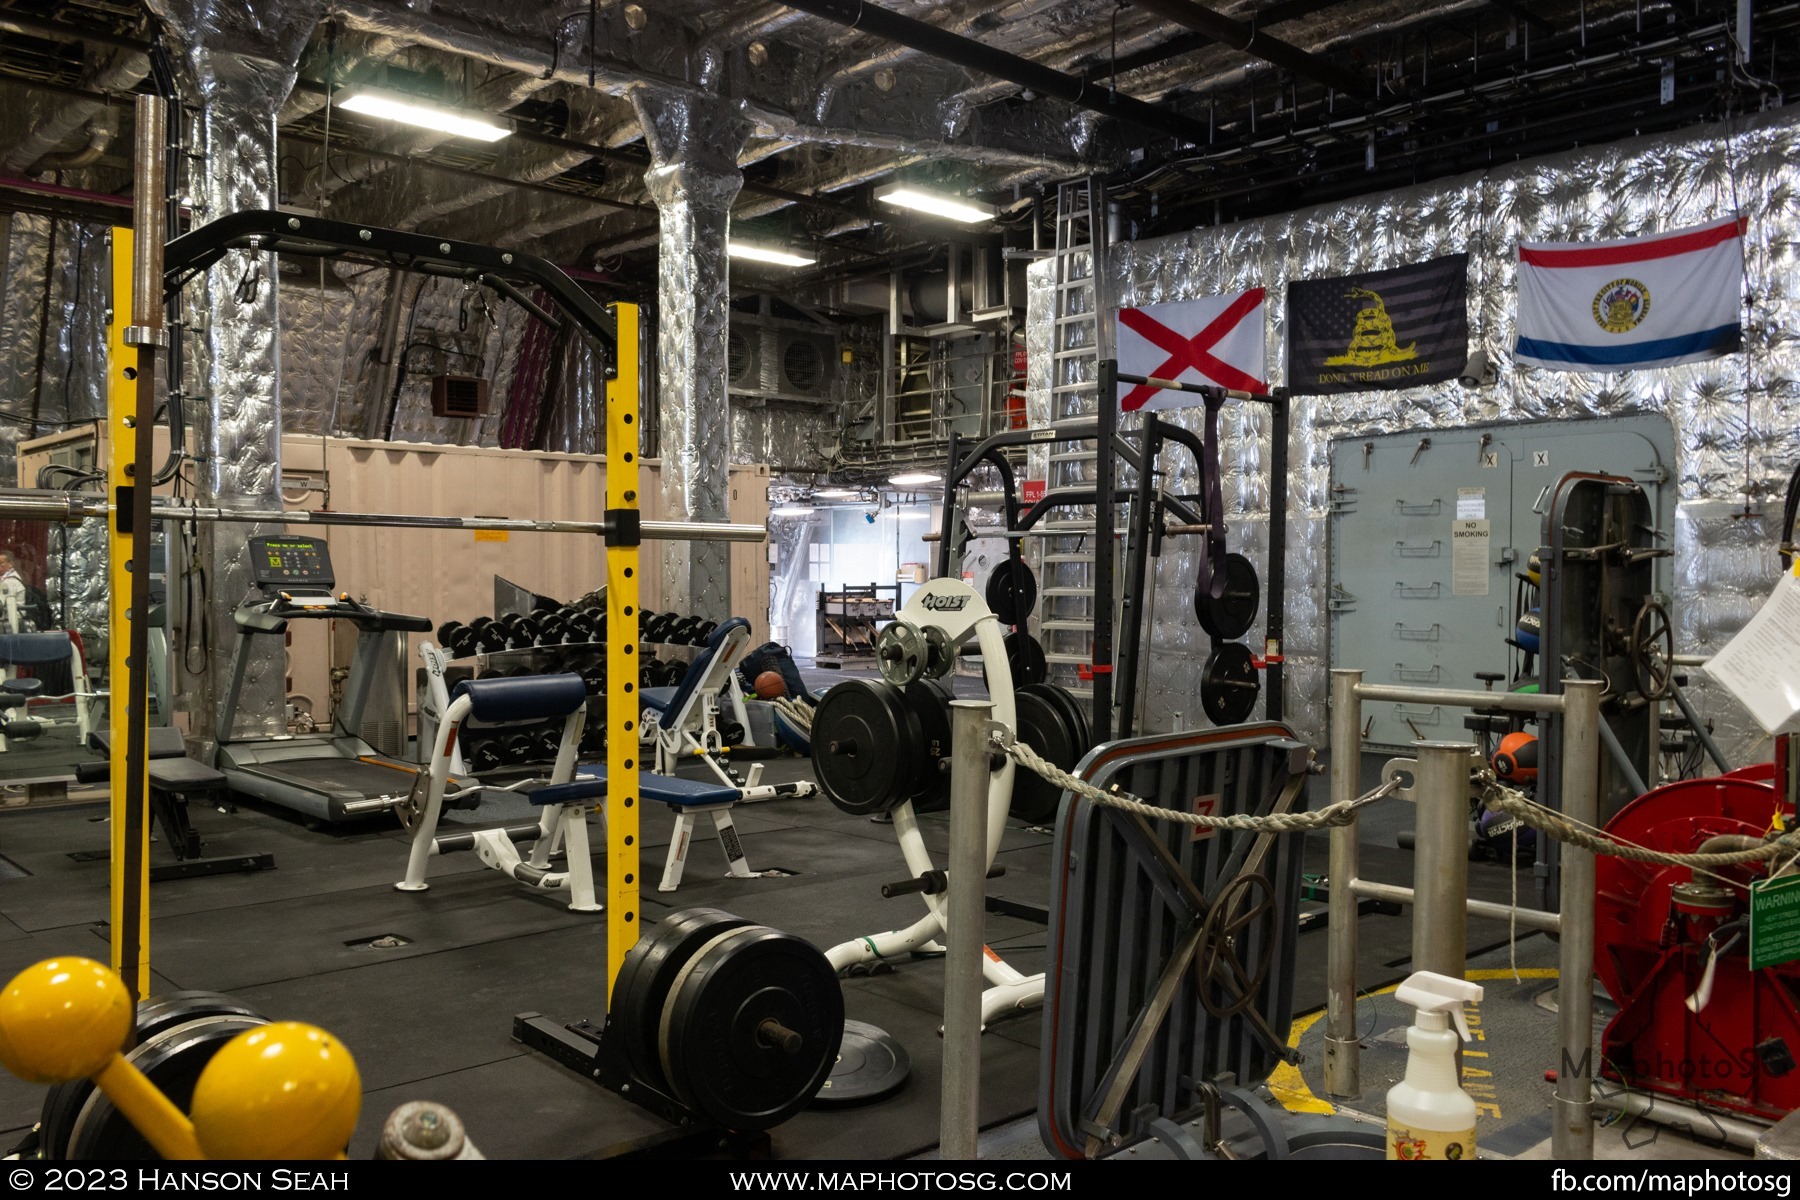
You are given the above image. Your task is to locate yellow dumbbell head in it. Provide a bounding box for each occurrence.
[190,1022,361,1160]
[0,957,133,1084]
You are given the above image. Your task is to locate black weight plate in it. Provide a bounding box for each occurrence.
[611,908,757,1096]
[985,558,1038,626]
[1005,630,1047,688]
[40,991,267,1160]
[811,680,920,815]
[1195,552,1261,641]
[810,1019,911,1107]
[1022,683,1091,764]
[1011,689,1077,824]
[901,678,956,814]
[66,1014,266,1159]
[661,926,845,1131]
[1201,641,1261,726]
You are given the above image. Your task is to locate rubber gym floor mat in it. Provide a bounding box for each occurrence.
[227,923,609,1093]
[0,910,31,943]
[772,986,1044,1161]
[0,798,490,932]
[350,1052,671,1160]
[422,791,807,853]
[140,870,609,993]
[669,869,1049,963]
[821,809,1061,854]
[635,823,962,906]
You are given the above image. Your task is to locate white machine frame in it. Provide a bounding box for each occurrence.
[0,632,99,753]
[822,577,1041,1028]
[396,683,601,912]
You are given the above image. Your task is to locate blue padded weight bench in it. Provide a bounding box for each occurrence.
[641,617,814,802]
[397,673,603,911]
[576,764,807,892]
[0,631,96,752]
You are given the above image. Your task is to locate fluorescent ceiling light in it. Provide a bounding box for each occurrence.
[772,505,816,516]
[337,87,509,142]
[728,241,816,268]
[876,185,996,225]
[814,488,858,499]
[889,471,941,487]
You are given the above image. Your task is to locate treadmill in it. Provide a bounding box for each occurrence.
[215,533,459,822]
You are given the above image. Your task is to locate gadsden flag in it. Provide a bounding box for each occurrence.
[1286,254,1470,395]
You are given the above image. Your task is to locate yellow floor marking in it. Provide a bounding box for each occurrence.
[1267,967,1559,1114]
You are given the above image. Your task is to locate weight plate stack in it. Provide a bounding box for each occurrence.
[40,992,269,1160]
[811,680,920,816]
[900,678,956,814]
[1200,641,1261,725]
[1029,683,1091,758]
[1194,552,1261,640]
[1011,687,1080,824]
[657,923,844,1132]
[610,908,757,1096]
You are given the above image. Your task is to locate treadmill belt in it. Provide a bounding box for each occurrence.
[247,759,424,796]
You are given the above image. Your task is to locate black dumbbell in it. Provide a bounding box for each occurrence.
[692,619,718,644]
[500,613,540,648]
[580,663,607,694]
[671,617,708,644]
[534,614,567,645]
[437,620,465,648]
[718,717,745,747]
[657,660,685,687]
[468,737,506,773]
[472,617,508,654]
[501,733,535,765]
[531,726,562,761]
[643,612,678,642]
[446,622,481,658]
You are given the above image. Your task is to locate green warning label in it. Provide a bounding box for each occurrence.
[1750,874,1800,970]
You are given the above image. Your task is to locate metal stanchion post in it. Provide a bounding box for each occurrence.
[1325,669,1363,1098]
[941,699,993,1160]
[1412,740,1474,978]
[1554,678,1603,1160]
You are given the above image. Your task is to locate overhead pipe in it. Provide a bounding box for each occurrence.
[31,110,117,175]
[771,0,1218,144]
[2,46,149,177]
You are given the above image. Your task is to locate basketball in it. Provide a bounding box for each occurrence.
[754,670,787,699]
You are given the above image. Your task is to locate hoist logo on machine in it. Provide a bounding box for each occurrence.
[920,593,970,612]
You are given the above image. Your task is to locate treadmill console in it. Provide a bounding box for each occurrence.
[250,535,335,593]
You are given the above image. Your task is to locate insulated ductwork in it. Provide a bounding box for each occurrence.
[2,47,148,177]
[633,85,750,622]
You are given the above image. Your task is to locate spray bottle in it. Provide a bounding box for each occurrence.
[1387,971,1485,1161]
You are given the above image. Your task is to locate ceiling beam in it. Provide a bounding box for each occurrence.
[775,0,1215,145]
[1124,0,1364,95]
[1483,0,1554,35]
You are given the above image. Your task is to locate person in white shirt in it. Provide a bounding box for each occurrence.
[0,551,26,633]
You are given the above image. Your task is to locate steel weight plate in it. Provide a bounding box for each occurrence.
[1201,641,1261,726]
[659,926,846,1131]
[1195,553,1261,640]
[811,680,921,815]
[985,558,1038,626]
[610,908,756,1096]
[40,991,267,1160]
[66,1014,267,1159]
[1011,689,1079,824]
[901,678,956,814]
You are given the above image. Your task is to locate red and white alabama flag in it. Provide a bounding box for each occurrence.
[1115,290,1267,412]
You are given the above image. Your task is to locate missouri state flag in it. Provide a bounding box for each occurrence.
[1115,290,1267,412]
[1514,216,1746,372]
